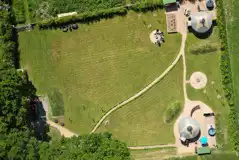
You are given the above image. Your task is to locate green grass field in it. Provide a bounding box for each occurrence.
[185,28,229,146]
[97,59,184,146]
[19,10,181,134]
[131,147,176,160]
[224,0,239,118]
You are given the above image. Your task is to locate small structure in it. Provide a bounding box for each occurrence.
[196,147,211,155]
[189,12,213,33]
[149,30,165,46]
[206,0,214,10]
[179,116,200,142]
[164,0,178,12]
[166,13,177,33]
[200,136,208,146]
[163,0,176,6]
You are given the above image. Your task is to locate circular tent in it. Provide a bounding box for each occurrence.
[190,12,212,33]
[179,116,200,140]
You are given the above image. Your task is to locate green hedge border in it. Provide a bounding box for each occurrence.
[216,0,239,151]
[37,1,164,29]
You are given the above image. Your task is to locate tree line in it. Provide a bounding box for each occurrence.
[37,1,163,29]
[0,1,131,159]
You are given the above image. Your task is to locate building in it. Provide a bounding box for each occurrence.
[163,0,177,6]
[189,12,213,33]
[178,116,200,141]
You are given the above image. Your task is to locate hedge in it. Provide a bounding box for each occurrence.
[163,102,181,123]
[37,1,164,29]
[0,5,19,69]
[12,0,26,24]
[216,0,239,151]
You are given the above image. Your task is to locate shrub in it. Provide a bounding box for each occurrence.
[164,102,181,123]
[48,88,65,116]
[36,1,164,29]
[190,42,217,55]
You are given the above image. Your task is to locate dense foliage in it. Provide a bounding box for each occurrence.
[163,102,181,123]
[40,133,130,160]
[216,0,239,151]
[28,0,126,21]
[37,1,163,29]
[12,0,26,24]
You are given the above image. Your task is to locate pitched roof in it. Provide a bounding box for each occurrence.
[163,0,177,5]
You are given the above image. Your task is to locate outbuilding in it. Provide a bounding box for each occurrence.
[189,12,213,33]
[179,116,200,141]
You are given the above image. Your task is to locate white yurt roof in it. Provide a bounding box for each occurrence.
[191,12,212,33]
[178,116,200,140]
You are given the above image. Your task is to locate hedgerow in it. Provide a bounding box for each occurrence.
[28,0,126,22]
[217,0,239,151]
[12,0,26,24]
[37,1,163,29]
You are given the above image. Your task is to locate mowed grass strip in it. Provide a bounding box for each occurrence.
[19,10,181,134]
[224,0,239,117]
[131,147,176,160]
[185,28,229,146]
[97,59,184,146]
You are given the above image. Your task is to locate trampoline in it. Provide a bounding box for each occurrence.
[208,127,216,136]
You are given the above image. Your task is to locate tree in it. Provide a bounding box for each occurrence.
[39,133,131,160]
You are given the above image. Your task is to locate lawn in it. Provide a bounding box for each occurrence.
[19,10,182,134]
[185,28,229,146]
[224,0,239,118]
[97,59,184,146]
[131,147,176,160]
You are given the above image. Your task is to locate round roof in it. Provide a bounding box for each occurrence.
[191,12,212,33]
[178,116,200,139]
[206,0,214,8]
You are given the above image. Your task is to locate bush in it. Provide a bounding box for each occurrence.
[190,42,218,55]
[48,88,65,116]
[28,0,126,21]
[37,7,127,29]
[164,102,181,123]
[36,1,164,29]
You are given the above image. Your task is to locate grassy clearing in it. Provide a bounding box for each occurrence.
[131,147,176,160]
[97,59,184,146]
[185,28,229,146]
[224,0,239,118]
[19,10,181,134]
